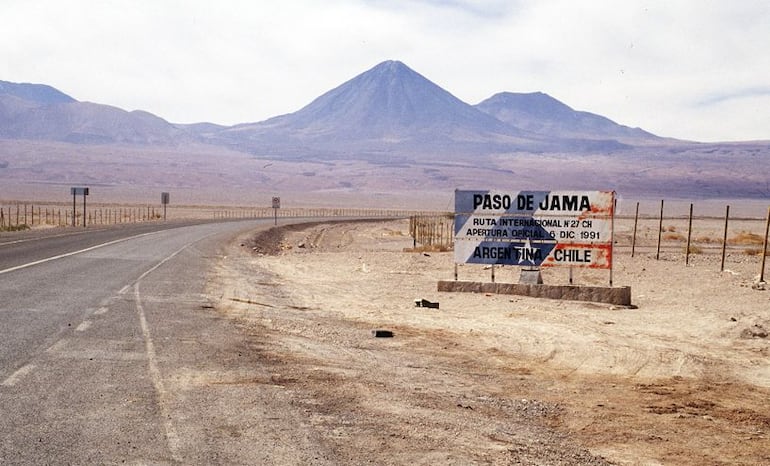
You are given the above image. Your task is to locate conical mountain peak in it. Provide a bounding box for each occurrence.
[254,60,508,139]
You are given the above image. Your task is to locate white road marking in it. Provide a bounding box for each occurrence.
[0,228,110,246]
[51,349,146,361]
[134,285,182,461]
[75,321,92,332]
[1,364,36,387]
[45,338,145,361]
[129,229,221,462]
[0,231,158,276]
[94,307,109,315]
[45,339,69,353]
[131,237,215,463]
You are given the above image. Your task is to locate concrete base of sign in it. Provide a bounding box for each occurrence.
[519,269,543,285]
[437,280,632,307]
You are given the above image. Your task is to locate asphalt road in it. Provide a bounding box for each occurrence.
[0,219,304,464]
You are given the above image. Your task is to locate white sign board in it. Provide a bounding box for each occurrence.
[454,190,615,269]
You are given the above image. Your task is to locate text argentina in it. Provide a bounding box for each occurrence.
[472,245,543,262]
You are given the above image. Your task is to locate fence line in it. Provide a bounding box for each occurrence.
[399,202,769,261]
[403,201,768,280]
[0,203,436,231]
[2,199,768,264]
[621,201,769,260]
[2,199,768,280]
[408,214,454,251]
[0,204,168,230]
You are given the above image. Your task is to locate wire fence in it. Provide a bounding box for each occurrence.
[0,202,431,231]
[407,213,454,252]
[2,199,768,281]
[3,199,768,265]
[0,204,164,229]
[407,201,769,281]
[618,201,770,263]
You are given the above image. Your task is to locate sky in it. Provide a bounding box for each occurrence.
[1,0,769,142]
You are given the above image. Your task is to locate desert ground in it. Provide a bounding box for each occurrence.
[205,216,769,465]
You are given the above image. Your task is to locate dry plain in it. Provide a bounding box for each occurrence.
[203,216,770,465]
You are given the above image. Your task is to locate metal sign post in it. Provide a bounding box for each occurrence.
[70,187,89,227]
[272,196,280,225]
[161,192,170,221]
[761,206,770,283]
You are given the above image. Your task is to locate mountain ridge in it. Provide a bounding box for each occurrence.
[211,60,660,158]
[0,61,668,155]
[0,80,76,105]
[1,63,769,203]
[0,80,191,145]
[475,91,661,144]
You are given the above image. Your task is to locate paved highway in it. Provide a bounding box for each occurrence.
[0,220,217,271]
[0,219,318,464]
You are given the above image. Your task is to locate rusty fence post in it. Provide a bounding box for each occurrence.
[656,199,664,260]
[720,205,730,272]
[760,206,769,283]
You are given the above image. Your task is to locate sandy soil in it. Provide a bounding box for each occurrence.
[210,218,770,465]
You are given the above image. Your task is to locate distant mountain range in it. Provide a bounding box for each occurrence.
[0,61,664,158]
[2,61,769,204]
[0,80,189,144]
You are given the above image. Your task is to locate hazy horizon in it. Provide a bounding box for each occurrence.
[2,1,769,142]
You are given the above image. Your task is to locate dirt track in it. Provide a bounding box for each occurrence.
[210,219,770,465]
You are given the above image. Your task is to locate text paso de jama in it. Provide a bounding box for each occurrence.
[473,193,591,211]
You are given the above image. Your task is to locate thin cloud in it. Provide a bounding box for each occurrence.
[695,87,770,107]
[367,0,517,18]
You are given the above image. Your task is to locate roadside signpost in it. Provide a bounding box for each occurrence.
[161,192,170,221]
[70,187,89,227]
[272,196,280,225]
[454,190,616,284]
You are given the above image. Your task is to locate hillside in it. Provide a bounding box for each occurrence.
[475,91,661,145]
[0,63,768,205]
[1,64,666,155]
[0,80,190,144]
[213,61,647,158]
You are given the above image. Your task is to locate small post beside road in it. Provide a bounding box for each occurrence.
[686,203,694,266]
[721,205,730,272]
[656,199,664,260]
[70,187,89,227]
[272,196,280,226]
[631,201,639,258]
[161,192,170,221]
[761,206,770,283]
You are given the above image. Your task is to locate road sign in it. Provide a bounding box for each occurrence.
[161,192,170,220]
[70,186,90,227]
[272,196,280,225]
[454,190,615,269]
